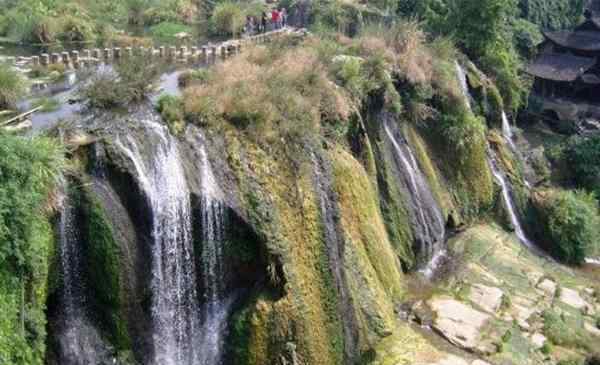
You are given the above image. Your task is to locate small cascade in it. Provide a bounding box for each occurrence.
[116,119,200,365]
[196,134,234,365]
[455,61,472,110]
[383,118,446,274]
[312,153,359,362]
[500,111,532,189]
[487,152,535,249]
[501,111,516,151]
[56,187,112,364]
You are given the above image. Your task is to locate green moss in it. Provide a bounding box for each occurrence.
[331,147,405,343]
[80,188,130,351]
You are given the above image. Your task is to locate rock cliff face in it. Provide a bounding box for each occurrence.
[45,57,599,365]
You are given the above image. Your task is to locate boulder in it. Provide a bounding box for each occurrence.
[585,321,600,337]
[529,333,547,349]
[469,284,504,314]
[428,298,491,351]
[537,279,557,297]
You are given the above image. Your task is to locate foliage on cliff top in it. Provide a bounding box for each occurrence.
[184,40,353,144]
[79,54,164,109]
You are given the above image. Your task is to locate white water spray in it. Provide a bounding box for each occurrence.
[488,154,535,249]
[117,119,200,365]
[57,187,113,364]
[455,61,471,110]
[383,119,446,275]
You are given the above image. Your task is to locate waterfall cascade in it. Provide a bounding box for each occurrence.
[196,133,234,365]
[487,152,535,249]
[501,111,517,151]
[57,188,113,364]
[116,120,200,365]
[453,62,536,251]
[455,61,472,110]
[383,118,446,275]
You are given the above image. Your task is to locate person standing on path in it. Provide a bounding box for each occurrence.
[280,8,287,28]
[271,9,280,30]
[261,11,268,33]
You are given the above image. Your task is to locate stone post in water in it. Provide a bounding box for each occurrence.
[71,51,80,68]
[169,46,177,61]
[92,49,101,60]
[103,48,111,61]
[159,46,165,58]
[31,56,40,67]
[210,46,217,63]
[220,46,227,60]
[51,53,60,64]
[61,52,70,67]
[114,48,121,59]
[179,46,187,60]
[41,54,49,66]
[201,47,208,64]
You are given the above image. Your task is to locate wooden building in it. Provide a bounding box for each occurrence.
[527,10,600,103]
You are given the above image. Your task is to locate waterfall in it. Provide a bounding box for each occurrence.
[455,61,472,110]
[56,187,113,364]
[501,111,516,151]
[196,133,234,365]
[487,152,535,249]
[116,119,200,365]
[383,118,446,275]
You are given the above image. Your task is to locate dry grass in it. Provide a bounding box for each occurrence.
[184,43,352,144]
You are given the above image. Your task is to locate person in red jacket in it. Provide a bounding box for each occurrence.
[271,9,280,29]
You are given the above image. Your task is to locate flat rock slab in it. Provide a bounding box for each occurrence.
[469,284,504,314]
[559,287,588,309]
[429,298,491,351]
[423,355,468,365]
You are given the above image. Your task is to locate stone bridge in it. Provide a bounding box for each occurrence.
[12,28,303,69]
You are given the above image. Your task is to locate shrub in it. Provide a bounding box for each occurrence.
[178,69,211,88]
[542,309,592,351]
[565,135,600,198]
[532,189,600,265]
[0,133,63,364]
[79,54,164,108]
[0,64,26,110]
[211,2,245,36]
[156,94,185,135]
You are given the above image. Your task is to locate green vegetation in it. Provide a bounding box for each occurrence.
[211,2,246,36]
[0,64,26,110]
[149,21,192,41]
[532,189,600,265]
[0,132,64,364]
[79,54,163,108]
[156,94,185,135]
[564,135,600,198]
[542,309,592,351]
[80,189,130,351]
[0,0,197,44]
